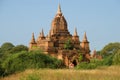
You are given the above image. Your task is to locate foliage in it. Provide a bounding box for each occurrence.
[97,42,120,66]
[0,44,28,63]
[90,59,103,66]
[0,61,5,77]
[0,42,14,53]
[100,42,120,57]
[76,58,107,69]
[102,54,114,66]
[0,48,2,58]
[2,50,64,75]
[76,62,97,69]
[64,39,73,50]
[78,54,83,62]
[9,45,28,54]
[0,42,15,63]
[113,49,120,65]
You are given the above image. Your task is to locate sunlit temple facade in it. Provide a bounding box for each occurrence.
[29,4,90,67]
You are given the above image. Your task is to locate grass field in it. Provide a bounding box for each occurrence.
[0,66,120,80]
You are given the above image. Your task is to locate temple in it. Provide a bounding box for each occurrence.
[29,4,90,67]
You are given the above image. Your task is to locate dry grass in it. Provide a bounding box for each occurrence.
[0,66,120,80]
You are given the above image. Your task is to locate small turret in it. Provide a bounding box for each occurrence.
[29,33,37,50]
[37,29,45,42]
[41,28,45,37]
[72,27,79,41]
[81,32,90,53]
[30,33,36,43]
[82,32,88,42]
[73,27,78,36]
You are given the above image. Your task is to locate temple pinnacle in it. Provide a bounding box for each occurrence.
[83,32,88,42]
[41,28,44,37]
[74,27,78,36]
[57,4,62,14]
[31,32,36,43]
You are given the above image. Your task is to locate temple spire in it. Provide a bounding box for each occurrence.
[41,29,44,37]
[83,32,88,42]
[30,33,36,43]
[74,27,78,36]
[57,4,62,14]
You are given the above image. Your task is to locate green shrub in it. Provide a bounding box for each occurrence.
[76,62,97,69]
[90,59,103,66]
[2,50,64,75]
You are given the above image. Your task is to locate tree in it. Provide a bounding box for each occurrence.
[0,48,2,58]
[9,45,28,54]
[0,42,14,53]
[100,42,120,57]
[113,49,120,65]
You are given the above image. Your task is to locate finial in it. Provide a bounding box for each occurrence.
[74,27,78,36]
[57,3,62,14]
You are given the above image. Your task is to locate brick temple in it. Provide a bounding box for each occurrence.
[29,4,90,67]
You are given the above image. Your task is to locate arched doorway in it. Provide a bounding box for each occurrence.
[72,60,77,66]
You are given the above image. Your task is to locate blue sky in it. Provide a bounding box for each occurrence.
[0,0,120,52]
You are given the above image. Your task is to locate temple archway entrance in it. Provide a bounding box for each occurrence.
[72,60,77,66]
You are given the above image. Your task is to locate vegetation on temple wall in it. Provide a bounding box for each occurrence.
[64,39,73,50]
[78,54,83,62]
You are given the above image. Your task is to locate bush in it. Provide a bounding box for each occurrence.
[2,50,64,75]
[76,62,97,69]
[90,59,103,66]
